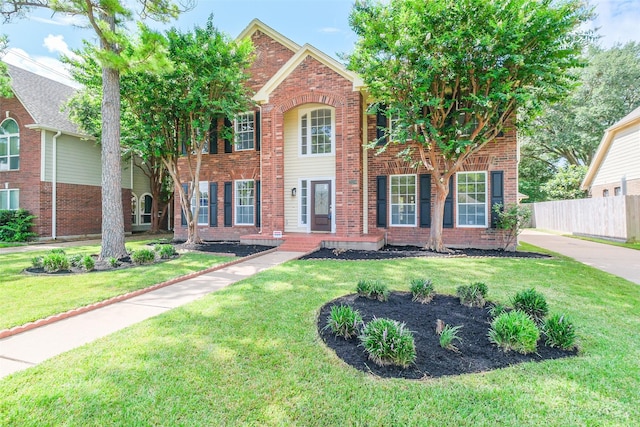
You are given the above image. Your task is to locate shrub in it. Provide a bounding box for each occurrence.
[325,305,363,339]
[543,313,577,350]
[410,278,434,304]
[439,324,463,352]
[49,248,65,255]
[42,252,70,273]
[492,203,532,250]
[359,317,416,367]
[68,254,83,267]
[131,248,156,265]
[487,302,507,318]
[154,243,177,259]
[488,310,540,354]
[31,256,43,268]
[81,255,95,272]
[108,257,119,268]
[511,288,548,324]
[0,209,37,242]
[456,282,488,307]
[356,279,389,301]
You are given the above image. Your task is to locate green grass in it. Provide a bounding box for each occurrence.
[0,241,234,330]
[2,248,640,425]
[569,235,640,251]
[0,242,23,248]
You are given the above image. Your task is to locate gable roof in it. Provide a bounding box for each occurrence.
[237,18,301,53]
[582,105,640,190]
[5,63,83,136]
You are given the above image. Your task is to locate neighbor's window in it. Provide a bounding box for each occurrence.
[234,112,255,151]
[0,119,20,171]
[131,194,138,225]
[603,189,609,197]
[457,171,487,227]
[235,180,254,225]
[614,187,622,196]
[390,174,416,226]
[140,194,152,224]
[300,108,333,155]
[0,189,19,210]
[190,182,208,225]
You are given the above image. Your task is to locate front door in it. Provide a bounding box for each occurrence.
[310,180,331,232]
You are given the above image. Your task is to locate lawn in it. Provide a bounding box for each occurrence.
[0,240,234,330]
[1,243,639,425]
[570,235,640,251]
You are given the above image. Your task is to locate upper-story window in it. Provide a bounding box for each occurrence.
[0,119,20,171]
[234,112,255,151]
[300,108,334,156]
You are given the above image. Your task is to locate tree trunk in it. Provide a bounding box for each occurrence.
[428,183,448,252]
[99,64,127,260]
[186,179,203,245]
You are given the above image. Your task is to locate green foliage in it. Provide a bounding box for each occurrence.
[543,313,577,350]
[42,252,70,273]
[31,256,43,268]
[541,164,588,200]
[410,278,435,303]
[492,203,532,250]
[0,34,11,98]
[511,288,549,324]
[131,248,156,265]
[488,310,540,354]
[356,279,389,301]
[81,255,95,272]
[68,254,83,267]
[154,243,176,259]
[325,305,363,339]
[359,317,416,367]
[108,257,119,268]
[487,303,507,319]
[0,209,37,242]
[439,324,463,352]
[456,282,488,307]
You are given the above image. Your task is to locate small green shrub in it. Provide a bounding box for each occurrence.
[31,256,43,268]
[410,278,434,304]
[356,279,389,301]
[49,248,65,255]
[68,254,83,267]
[488,302,507,318]
[439,324,463,352]
[456,282,488,307]
[488,310,540,354]
[0,209,37,242]
[359,317,416,367]
[543,313,577,350]
[81,255,95,271]
[42,252,70,273]
[154,243,177,259]
[108,257,119,268]
[131,248,156,265]
[325,305,363,339]
[511,288,548,324]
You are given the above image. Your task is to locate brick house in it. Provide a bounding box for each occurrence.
[0,63,155,239]
[173,20,518,250]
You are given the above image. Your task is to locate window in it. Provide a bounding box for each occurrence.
[457,171,487,227]
[614,187,622,196]
[190,182,208,225]
[0,119,20,171]
[300,180,308,225]
[0,189,19,210]
[300,108,333,155]
[234,112,255,151]
[390,175,416,226]
[235,180,254,225]
[131,194,138,225]
[603,189,609,197]
[140,194,152,224]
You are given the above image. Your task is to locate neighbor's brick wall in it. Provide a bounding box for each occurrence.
[590,178,640,197]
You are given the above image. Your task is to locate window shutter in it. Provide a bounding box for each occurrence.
[376,175,387,228]
[224,117,233,153]
[180,183,188,227]
[491,171,504,228]
[419,174,431,228]
[181,141,187,156]
[376,104,388,146]
[255,180,261,227]
[209,118,218,154]
[443,176,454,229]
[224,181,232,227]
[209,182,218,227]
[255,111,261,152]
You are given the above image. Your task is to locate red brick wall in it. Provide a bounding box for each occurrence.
[247,30,296,92]
[590,179,640,197]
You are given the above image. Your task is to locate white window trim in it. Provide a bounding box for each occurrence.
[140,192,153,225]
[456,171,488,228]
[190,183,209,226]
[298,179,308,227]
[298,107,335,157]
[234,112,255,152]
[0,188,19,210]
[131,193,138,225]
[235,179,255,226]
[389,174,417,227]
[0,118,20,172]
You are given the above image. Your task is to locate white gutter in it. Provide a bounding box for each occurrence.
[52,130,62,239]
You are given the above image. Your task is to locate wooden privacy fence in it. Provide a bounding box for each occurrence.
[529,195,640,242]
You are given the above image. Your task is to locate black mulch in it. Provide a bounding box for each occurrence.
[172,241,273,257]
[318,292,577,380]
[302,245,551,260]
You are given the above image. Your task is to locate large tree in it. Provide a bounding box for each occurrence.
[0,34,11,97]
[1,0,186,259]
[348,0,592,251]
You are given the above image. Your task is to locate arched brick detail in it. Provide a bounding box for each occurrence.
[276,91,347,114]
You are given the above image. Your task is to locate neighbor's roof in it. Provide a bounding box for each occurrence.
[581,105,640,190]
[5,62,83,136]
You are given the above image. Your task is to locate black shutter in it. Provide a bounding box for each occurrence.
[376,104,388,146]
[224,181,232,227]
[181,141,187,156]
[491,171,504,228]
[443,176,454,229]
[255,111,261,152]
[180,183,188,227]
[209,118,218,154]
[224,117,233,153]
[376,175,387,228]
[255,180,261,227]
[419,174,431,228]
[209,182,218,227]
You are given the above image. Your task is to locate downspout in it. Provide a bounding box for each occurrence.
[52,130,62,239]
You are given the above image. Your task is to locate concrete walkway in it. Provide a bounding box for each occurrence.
[0,249,304,379]
[519,229,640,285]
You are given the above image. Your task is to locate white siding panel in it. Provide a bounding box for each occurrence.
[593,125,640,186]
[52,135,102,185]
[132,158,151,195]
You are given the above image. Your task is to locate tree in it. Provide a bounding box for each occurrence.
[348,0,592,251]
[1,0,186,260]
[541,164,587,200]
[0,34,11,98]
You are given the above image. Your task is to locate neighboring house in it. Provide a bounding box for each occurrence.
[582,106,640,197]
[173,19,518,249]
[0,63,154,239]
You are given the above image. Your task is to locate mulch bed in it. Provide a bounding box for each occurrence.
[172,241,273,257]
[318,292,577,380]
[302,245,551,260]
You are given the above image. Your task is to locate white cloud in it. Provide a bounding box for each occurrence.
[2,48,80,88]
[590,0,640,47]
[31,14,88,27]
[43,34,80,60]
[319,27,342,34]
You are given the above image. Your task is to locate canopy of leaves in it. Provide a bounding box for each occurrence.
[0,35,11,98]
[541,164,587,200]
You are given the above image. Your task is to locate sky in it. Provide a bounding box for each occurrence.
[1,0,640,87]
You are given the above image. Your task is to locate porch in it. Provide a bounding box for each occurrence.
[240,232,386,252]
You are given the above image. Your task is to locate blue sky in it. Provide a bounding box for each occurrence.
[2,0,640,86]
